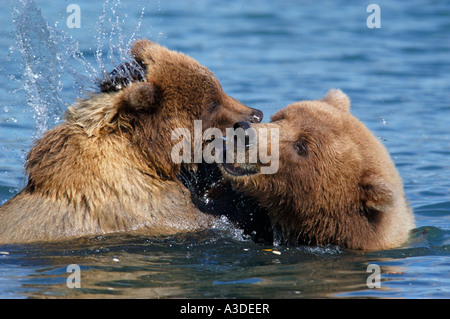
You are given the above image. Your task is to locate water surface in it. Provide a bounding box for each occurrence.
[0,0,449,298]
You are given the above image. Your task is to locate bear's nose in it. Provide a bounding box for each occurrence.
[249,109,263,123]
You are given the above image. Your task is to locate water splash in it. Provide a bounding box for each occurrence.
[212,215,251,242]
[9,0,147,140]
[12,0,67,139]
[94,0,147,82]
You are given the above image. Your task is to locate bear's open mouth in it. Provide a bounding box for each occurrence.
[221,135,259,176]
[222,162,259,176]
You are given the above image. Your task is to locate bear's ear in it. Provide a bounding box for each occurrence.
[131,39,156,66]
[324,89,351,112]
[122,82,160,112]
[360,174,395,221]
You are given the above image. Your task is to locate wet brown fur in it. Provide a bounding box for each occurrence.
[221,90,415,250]
[0,40,262,244]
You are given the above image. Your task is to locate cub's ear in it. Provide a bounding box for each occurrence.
[122,82,160,112]
[324,89,351,112]
[360,174,395,222]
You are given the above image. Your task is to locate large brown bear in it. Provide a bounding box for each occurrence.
[0,39,263,244]
[220,89,415,250]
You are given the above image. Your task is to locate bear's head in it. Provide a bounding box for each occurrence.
[100,39,263,128]
[66,40,262,179]
[219,89,414,250]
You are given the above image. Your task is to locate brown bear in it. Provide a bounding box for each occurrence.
[219,89,415,250]
[0,39,263,244]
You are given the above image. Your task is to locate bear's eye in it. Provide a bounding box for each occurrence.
[294,140,308,157]
[207,100,220,113]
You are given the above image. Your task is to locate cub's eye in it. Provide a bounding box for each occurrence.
[294,139,308,157]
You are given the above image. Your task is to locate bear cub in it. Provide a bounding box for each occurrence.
[220,89,415,250]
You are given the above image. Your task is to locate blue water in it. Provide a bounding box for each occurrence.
[0,0,449,299]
